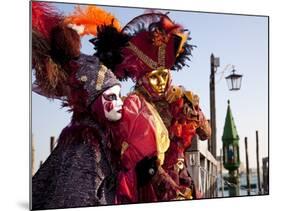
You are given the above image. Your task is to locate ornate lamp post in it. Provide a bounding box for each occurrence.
[209,54,243,197]
[222,100,240,196]
[209,55,243,159]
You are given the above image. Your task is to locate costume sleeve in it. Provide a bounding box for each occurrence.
[116,169,138,203]
[168,86,211,149]
[116,93,158,170]
[196,107,211,140]
[32,143,104,209]
[152,166,179,197]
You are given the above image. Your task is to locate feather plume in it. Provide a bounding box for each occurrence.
[122,12,166,35]
[32,30,68,98]
[32,2,62,40]
[32,2,81,99]
[90,25,130,71]
[172,43,195,71]
[65,5,121,36]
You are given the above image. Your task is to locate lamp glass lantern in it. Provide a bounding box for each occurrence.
[225,68,243,91]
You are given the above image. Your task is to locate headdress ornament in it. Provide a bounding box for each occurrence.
[93,12,194,81]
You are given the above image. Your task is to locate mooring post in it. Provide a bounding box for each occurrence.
[256,130,261,194]
[50,136,55,153]
[245,137,251,195]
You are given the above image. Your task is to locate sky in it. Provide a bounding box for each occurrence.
[32,2,268,173]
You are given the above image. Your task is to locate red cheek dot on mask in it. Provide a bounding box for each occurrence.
[104,102,114,112]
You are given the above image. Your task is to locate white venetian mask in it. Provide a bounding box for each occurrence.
[102,85,123,121]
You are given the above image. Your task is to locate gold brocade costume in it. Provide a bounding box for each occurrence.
[145,100,170,166]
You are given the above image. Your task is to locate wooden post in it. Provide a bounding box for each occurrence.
[245,137,251,195]
[256,131,261,194]
[50,136,55,153]
[220,149,224,197]
[262,157,269,194]
[32,134,35,176]
[39,160,43,168]
[236,168,240,195]
[209,54,217,158]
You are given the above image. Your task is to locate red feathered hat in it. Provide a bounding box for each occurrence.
[113,13,190,81]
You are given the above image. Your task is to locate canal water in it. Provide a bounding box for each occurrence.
[217,172,262,197]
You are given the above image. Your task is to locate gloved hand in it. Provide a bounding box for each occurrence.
[135,156,158,187]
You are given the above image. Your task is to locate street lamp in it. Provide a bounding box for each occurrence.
[209,54,243,159]
[225,67,243,91]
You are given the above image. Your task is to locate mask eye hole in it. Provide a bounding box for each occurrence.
[148,74,159,84]
[161,72,168,78]
[149,75,157,80]
[103,94,117,101]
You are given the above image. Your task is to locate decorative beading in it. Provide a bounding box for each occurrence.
[127,41,167,70]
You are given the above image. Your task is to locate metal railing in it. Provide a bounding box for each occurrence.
[185,136,218,198]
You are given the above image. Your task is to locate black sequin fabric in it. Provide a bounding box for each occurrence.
[32,119,116,210]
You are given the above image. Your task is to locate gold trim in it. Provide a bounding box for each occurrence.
[127,41,166,70]
[96,65,106,90]
[183,90,194,105]
[158,44,166,68]
[120,141,129,157]
[127,42,158,69]
[145,100,170,165]
[176,187,193,200]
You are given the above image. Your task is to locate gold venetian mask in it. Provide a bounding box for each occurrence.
[146,69,169,95]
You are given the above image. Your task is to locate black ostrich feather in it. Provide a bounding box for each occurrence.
[172,42,196,71]
[90,24,130,71]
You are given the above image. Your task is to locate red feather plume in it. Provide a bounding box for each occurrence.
[32,2,62,40]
